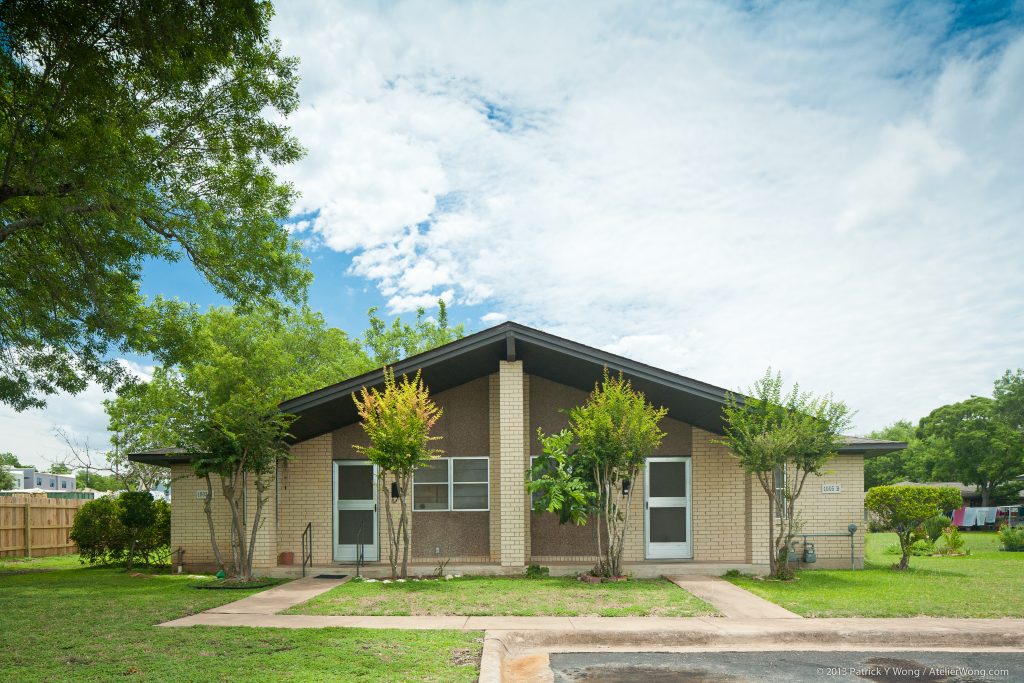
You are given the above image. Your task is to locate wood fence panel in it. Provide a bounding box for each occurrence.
[0,495,86,557]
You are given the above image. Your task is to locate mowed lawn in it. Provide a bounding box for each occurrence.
[727,532,1024,618]
[288,575,716,617]
[0,556,481,683]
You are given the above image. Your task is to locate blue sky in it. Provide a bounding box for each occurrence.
[3,0,1023,468]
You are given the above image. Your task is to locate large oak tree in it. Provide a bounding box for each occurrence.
[0,1,309,410]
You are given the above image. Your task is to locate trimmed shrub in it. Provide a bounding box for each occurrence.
[71,493,170,567]
[865,485,962,570]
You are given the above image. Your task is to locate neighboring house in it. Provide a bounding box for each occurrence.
[4,468,76,492]
[129,322,904,576]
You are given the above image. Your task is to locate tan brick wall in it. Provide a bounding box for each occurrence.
[169,463,277,570]
[691,428,748,562]
[488,374,501,562]
[745,454,866,568]
[498,360,526,566]
[277,434,334,564]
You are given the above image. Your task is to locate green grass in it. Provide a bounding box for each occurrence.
[0,555,481,682]
[726,532,1024,618]
[0,553,83,571]
[288,575,717,617]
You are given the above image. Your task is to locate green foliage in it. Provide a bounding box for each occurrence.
[527,429,595,525]
[919,396,1024,506]
[525,564,550,579]
[0,453,26,468]
[994,369,1024,433]
[718,369,852,579]
[864,485,962,569]
[48,462,71,475]
[923,514,952,542]
[107,305,369,579]
[997,525,1024,552]
[865,420,953,489]
[70,494,169,567]
[0,0,310,411]
[908,538,935,556]
[363,300,464,366]
[529,370,666,578]
[0,467,14,491]
[941,526,967,555]
[75,470,121,492]
[354,367,444,579]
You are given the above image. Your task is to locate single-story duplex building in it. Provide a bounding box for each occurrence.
[131,322,904,576]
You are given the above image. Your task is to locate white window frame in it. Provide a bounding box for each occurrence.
[773,465,788,518]
[413,457,490,512]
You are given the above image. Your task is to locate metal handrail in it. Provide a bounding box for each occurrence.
[301,522,313,578]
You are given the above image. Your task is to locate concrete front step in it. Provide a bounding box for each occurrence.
[263,561,766,579]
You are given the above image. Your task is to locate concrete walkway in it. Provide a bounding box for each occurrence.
[201,575,349,615]
[666,574,801,619]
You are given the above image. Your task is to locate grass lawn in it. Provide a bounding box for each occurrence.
[287,575,717,617]
[0,555,481,682]
[726,532,1024,618]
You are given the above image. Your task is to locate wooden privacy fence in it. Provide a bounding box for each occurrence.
[0,495,86,558]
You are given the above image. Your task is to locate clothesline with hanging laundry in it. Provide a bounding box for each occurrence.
[950,506,1022,529]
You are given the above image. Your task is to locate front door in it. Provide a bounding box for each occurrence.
[333,460,379,562]
[645,456,692,559]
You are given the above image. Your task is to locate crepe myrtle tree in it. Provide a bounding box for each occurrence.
[353,368,443,579]
[717,370,853,580]
[865,485,962,570]
[530,370,667,578]
[106,305,369,580]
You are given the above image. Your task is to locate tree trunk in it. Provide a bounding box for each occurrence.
[981,484,991,507]
[202,474,226,572]
[895,530,912,570]
[382,472,398,579]
[399,476,410,579]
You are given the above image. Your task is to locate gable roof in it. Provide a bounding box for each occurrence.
[278,321,904,455]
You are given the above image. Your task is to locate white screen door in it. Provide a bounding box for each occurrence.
[333,460,378,562]
[645,456,692,559]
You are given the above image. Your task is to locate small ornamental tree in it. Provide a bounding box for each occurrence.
[353,368,443,579]
[717,370,853,579]
[865,485,962,569]
[530,370,667,578]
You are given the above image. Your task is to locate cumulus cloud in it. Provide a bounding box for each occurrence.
[266,1,1024,432]
[0,359,152,467]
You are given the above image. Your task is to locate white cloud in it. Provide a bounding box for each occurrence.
[0,359,152,468]
[269,2,1023,432]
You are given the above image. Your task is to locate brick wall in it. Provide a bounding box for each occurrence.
[169,463,277,570]
[498,360,526,566]
[691,428,747,562]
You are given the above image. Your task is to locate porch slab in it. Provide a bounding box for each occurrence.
[666,575,801,619]
[263,561,767,579]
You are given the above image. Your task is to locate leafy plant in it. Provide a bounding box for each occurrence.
[71,494,169,567]
[717,369,853,579]
[354,368,444,579]
[525,564,550,579]
[909,538,935,556]
[923,514,952,542]
[529,370,667,578]
[864,485,962,569]
[940,526,967,555]
[997,524,1024,552]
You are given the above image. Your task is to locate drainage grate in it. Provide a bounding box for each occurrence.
[313,574,348,579]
